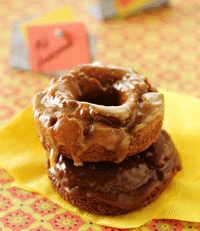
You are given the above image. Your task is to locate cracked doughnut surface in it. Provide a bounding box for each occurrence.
[32,63,164,166]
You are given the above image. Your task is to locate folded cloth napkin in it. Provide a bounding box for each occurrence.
[0,89,200,229]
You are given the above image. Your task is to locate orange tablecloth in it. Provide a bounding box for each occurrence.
[0,0,200,230]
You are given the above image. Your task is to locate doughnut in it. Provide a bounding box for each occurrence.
[47,130,182,215]
[32,63,164,166]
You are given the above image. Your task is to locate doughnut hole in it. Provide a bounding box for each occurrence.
[78,87,122,107]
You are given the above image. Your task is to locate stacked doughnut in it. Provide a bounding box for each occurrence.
[32,63,181,215]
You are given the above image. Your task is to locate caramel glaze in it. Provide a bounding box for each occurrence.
[32,63,164,166]
[47,130,182,209]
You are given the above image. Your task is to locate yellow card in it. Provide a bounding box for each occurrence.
[20,5,76,42]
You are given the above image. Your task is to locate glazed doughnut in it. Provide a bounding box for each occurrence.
[32,63,164,166]
[47,130,182,215]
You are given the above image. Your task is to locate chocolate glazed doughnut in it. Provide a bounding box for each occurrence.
[32,63,164,166]
[47,130,182,215]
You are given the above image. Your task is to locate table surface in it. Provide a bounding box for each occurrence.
[0,0,200,230]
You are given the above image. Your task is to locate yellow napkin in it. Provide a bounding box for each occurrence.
[0,89,200,229]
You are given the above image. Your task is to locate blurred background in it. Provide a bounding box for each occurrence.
[0,1,200,230]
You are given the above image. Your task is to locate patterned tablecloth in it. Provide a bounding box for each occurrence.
[0,0,200,230]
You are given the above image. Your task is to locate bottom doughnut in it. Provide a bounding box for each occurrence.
[47,130,181,216]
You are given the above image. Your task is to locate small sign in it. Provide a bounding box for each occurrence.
[27,23,91,73]
[10,6,97,76]
[113,0,157,17]
[90,0,169,20]
[20,5,76,42]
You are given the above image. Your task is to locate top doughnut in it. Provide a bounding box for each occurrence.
[32,63,164,166]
